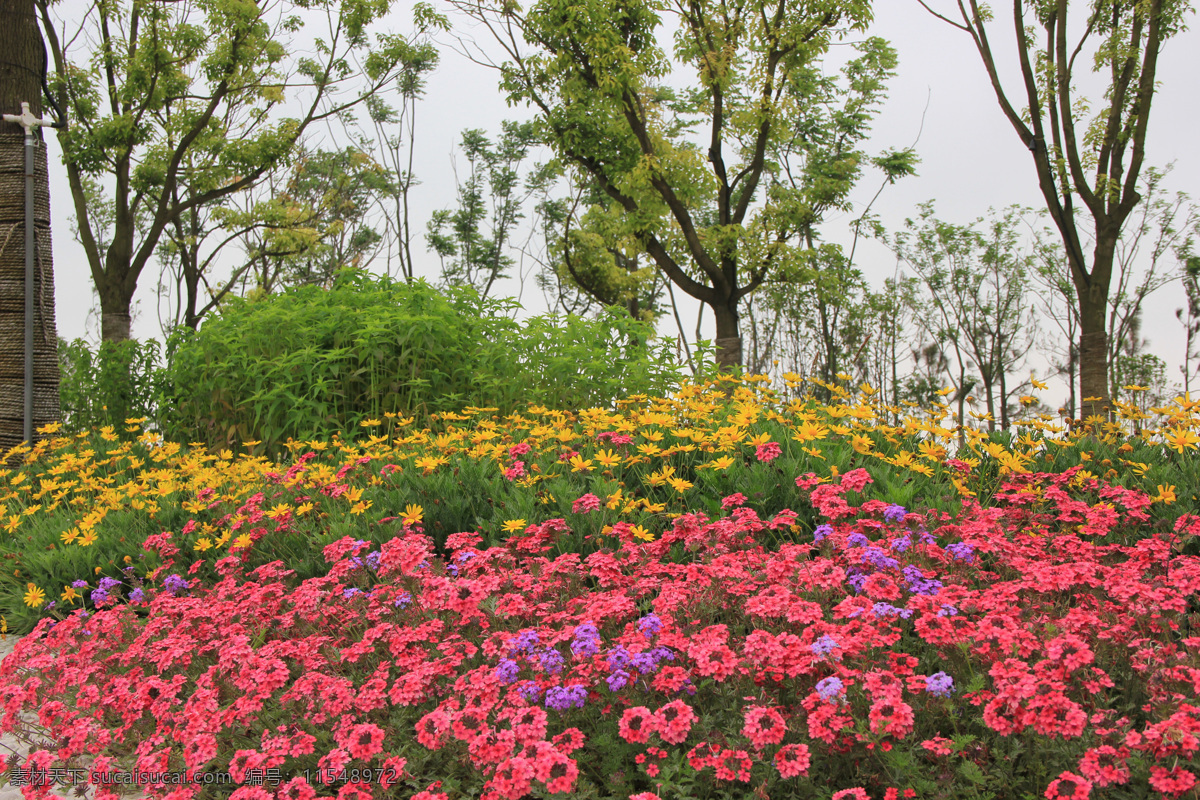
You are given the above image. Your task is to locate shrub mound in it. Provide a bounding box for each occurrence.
[159,270,684,454]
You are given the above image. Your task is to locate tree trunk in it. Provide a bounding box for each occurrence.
[712,298,741,373]
[1077,244,1113,423]
[0,0,59,458]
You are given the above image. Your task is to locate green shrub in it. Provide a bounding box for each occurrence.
[160,269,688,455]
[58,337,166,434]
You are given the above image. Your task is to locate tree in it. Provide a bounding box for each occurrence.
[39,0,425,342]
[427,121,538,299]
[1026,169,1196,413]
[1,0,59,455]
[893,204,1037,431]
[451,0,913,371]
[917,0,1191,421]
[1177,255,1200,394]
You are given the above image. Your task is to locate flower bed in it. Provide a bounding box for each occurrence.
[1,465,1198,800]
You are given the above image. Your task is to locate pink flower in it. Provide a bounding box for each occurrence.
[755,442,782,462]
[618,707,655,744]
[653,700,697,745]
[832,790,870,800]
[1044,772,1093,800]
[1149,766,1197,797]
[774,743,811,779]
[742,705,787,748]
[572,493,602,513]
[721,493,747,509]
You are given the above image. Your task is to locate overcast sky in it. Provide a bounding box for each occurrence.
[42,1,1200,403]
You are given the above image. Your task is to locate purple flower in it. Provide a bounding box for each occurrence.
[517,681,542,703]
[884,504,908,523]
[606,670,631,692]
[509,630,540,656]
[342,587,362,599]
[872,602,913,620]
[814,524,834,543]
[630,652,657,675]
[816,676,844,702]
[846,572,869,593]
[495,659,520,684]
[863,546,900,571]
[650,646,675,663]
[539,648,565,675]
[162,574,190,594]
[606,646,631,671]
[637,613,662,639]
[571,623,601,656]
[98,577,122,592]
[393,591,413,607]
[937,604,958,617]
[71,580,88,589]
[811,635,840,658]
[128,588,146,603]
[925,671,955,698]
[891,534,912,553]
[945,542,975,563]
[846,532,869,548]
[364,551,381,570]
[544,685,587,711]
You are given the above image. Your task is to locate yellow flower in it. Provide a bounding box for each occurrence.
[503,519,527,533]
[666,477,693,493]
[792,421,828,443]
[60,527,79,545]
[402,504,424,526]
[1155,484,1177,504]
[569,454,593,473]
[350,501,372,515]
[4,514,20,533]
[1164,428,1199,454]
[231,533,253,550]
[194,537,213,551]
[22,583,45,608]
[630,525,653,541]
[703,455,736,471]
[414,456,446,474]
[77,529,98,547]
[60,585,79,604]
[594,449,621,468]
[850,434,874,454]
[296,502,314,516]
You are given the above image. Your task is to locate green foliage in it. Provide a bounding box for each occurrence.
[160,269,686,454]
[57,338,166,434]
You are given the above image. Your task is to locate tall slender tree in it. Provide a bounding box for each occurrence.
[0,0,59,455]
[918,0,1191,422]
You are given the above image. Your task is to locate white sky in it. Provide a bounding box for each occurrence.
[42,1,1200,406]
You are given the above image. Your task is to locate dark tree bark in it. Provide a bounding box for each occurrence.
[0,0,58,458]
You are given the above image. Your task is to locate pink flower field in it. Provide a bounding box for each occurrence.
[1,459,1198,800]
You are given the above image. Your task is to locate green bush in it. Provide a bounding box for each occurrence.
[58,337,166,434]
[160,269,688,454]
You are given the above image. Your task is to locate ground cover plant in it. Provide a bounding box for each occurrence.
[0,376,1197,799]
